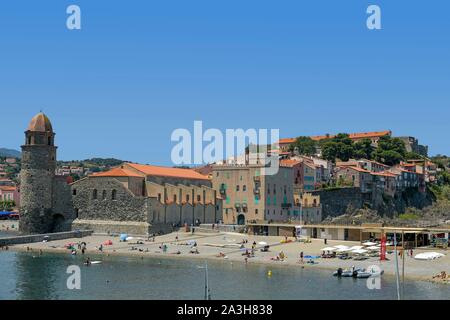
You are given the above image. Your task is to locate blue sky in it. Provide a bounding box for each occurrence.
[0,1,449,165]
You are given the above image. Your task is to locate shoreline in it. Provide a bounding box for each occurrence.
[5,231,449,285]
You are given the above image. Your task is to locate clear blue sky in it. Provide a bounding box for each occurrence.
[0,1,449,165]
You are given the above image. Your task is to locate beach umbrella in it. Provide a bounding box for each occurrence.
[349,246,364,251]
[415,252,445,261]
[120,234,128,241]
[367,246,381,251]
[321,247,337,252]
[336,248,351,253]
[126,237,134,241]
[334,245,350,250]
[363,242,378,246]
[351,249,369,255]
[258,242,268,246]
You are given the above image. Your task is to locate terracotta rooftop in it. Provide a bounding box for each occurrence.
[92,167,143,178]
[126,163,211,181]
[280,159,301,167]
[279,138,296,144]
[371,171,397,178]
[0,186,16,192]
[337,166,371,173]
[27,112,53,132]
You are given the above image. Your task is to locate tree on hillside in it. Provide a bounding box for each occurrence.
[405,152,423,160]
[373,136,407,165]
[321,133,354,162]
[289,136,317,156]
[353,138,375,160]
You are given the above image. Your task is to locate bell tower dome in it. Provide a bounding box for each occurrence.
[19,112,57,234]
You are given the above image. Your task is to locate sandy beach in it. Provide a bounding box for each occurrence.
[5,229,450,284]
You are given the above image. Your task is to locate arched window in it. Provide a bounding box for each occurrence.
[112,189,117,200]
[92,189,98,200]
[102,190,107,200]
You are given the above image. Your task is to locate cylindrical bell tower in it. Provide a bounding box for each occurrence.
[19,112,57,234]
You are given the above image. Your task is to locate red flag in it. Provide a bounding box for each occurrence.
[380,236,387,261]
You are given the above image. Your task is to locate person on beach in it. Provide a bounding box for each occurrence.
[85,257,91,266]
[300,252,304,264]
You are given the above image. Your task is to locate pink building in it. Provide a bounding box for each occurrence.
[0,185,20,208]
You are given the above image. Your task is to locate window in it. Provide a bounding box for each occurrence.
[255,209,259,215]
[48,137,52,146]
[75,208,79,219]
[112,189,117,200]
[92,189,98,200]
[197,195,201,202]
[173,194,177,203]
[102,190,107,200]
[72,189,77,196]
[236,185,240,192]
[243,185,246,192]
[186,194,190,203]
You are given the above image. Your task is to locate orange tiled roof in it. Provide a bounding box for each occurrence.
[0,186,16,192]
[280,159,301,167]
[337,166,370,173]
[27,112,53,132]
[279,138,296,144]
[126,163,211,181]
[92,167,143,178]
[371,171,397,178]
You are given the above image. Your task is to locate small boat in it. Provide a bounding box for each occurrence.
[356,268,384,279]
[333,268,361,278]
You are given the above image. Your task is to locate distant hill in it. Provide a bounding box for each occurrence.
[0,148,21,158]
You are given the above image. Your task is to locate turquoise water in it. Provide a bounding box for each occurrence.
[0,251,449,300]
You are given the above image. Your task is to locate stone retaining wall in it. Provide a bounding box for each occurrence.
[0,230,93,246]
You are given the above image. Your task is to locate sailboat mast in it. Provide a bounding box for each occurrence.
[394,232,401,300]
[204,262,211,300]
